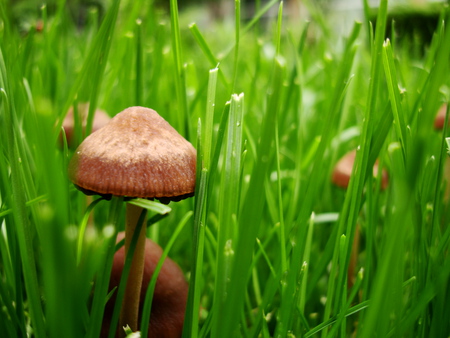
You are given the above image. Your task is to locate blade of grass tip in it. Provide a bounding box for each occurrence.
[169,0,189,138]
[218,57,285,338]
[211,92,244,337]
[0,86,46,336]
[183,67,218,338]
[141,211,193,338]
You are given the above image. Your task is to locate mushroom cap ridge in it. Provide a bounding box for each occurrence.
[68,106,196,199]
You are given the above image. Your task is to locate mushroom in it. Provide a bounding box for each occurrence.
[433,103,448,130]
[101,232,188,338]
[61,102,111,148]
[68,106,196,334]
[331,149,388,190]
[331,149,389,287]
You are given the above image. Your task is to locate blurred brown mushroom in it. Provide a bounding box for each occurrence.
[331,149,389,287]
[331,149,389,190]
[68,106,196,334]
[61,102,111,148]
[433,103,448,130]
[101,232,188,338]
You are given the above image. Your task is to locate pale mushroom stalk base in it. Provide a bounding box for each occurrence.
[119,203,147,335]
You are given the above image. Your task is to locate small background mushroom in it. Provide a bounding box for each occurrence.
[61,102,111,148]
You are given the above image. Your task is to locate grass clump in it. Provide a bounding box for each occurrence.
[1,0,450,337]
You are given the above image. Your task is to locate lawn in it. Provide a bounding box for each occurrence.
[0,0,450,337]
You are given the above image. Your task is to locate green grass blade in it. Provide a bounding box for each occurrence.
[169,0,189,138]
[217,56,285,338]
[141,211,193,338]
[382,39,407,159]
[85,198,122,338]
[183,67,218,338]
[211,92,245,336]
[128,199,172,215]
[0,78,46,338]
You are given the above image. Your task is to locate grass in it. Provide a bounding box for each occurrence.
[1,0,450,337]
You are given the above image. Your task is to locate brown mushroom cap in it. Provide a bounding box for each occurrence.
[331,149,389,190]
[101,232,188,338]
[62,103,111,148]
[434,103,449,130]
[68,106,196,200]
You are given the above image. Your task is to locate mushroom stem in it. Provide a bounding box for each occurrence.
[120,203,147,334]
